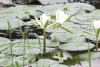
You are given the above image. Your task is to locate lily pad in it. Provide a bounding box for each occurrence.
[85,35,100,42]
[0,18,24,30]
[12,39,59,47]
[50,28,87,42]
[2,46,55,55]
[38,0,67,5]
[59,43,95,51]
[75,9,100,21]
[0,5,40,19]
[1,39,57,55]
[24,59,59,67]
[50,64,69,67]
[0,8,12,14]
[0,37,10,45]
[8,55,35,66]
[38,3,95,16]
[78,52,100,60]
[70,16,92,25]
[81,24,93,30]
[0,54,34,67]
[65,3,95,12]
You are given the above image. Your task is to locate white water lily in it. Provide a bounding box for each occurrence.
[92,20,100,36]
[35,14,57,29]
[50,9,73,40]
[35,14,50,28]
[56,9,70,24]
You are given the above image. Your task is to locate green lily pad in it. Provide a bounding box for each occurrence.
[85,35,100,41]
[65,3,95,12]
[1,39,57,55]
[8,55,35,66]
[0,18,24,30]
[0,8,12,14]
[2,46,55,55]
[77,52,100,61]
[0,5,40,19]
[12,39,59,47]
[0,37,10,45]
[38,3,95,16]
[59,43,95,51]
[24,59,59,67]
[0,54,34,67]
[81,24,93,30]
[70,16,92,25]
[50,64,69,67]
[0,54,12,67]
[50,28,87,42]
[75,9,100,21]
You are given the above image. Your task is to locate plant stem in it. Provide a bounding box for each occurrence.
[52,27,57,40]
[43,29,46,55]
[23,39,25,67]
[96,35,98,52]
[88,40,91,67]
[10,31,14,67]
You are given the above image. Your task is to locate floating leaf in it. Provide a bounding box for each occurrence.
[0,18,24,30]
[0,8,12,14]
[50,28,87,43]
[0,5,40,19]
[0,37,10,45]
[1,39,57,55]
[12,39,59,47]
[85,35,100,42]
[77,52,100,61]
[24,59,59,67]
[75,9,100,21]
[50,64,69,67]
[70,16,92,25]
[59,43,95,51]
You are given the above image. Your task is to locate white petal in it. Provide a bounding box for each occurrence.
[59,12,65,23]
[35,17,42,28]
[93,20,100,30]
[56,9,60,22]
[41,14,48,26]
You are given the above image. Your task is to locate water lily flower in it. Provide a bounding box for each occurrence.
[92,20,100,51]
[51,9,73,40]
[56,9,70,25]
[32,14,57,29]
[31,14,57,55]
[35,14,50,29]
[92,20,100,36]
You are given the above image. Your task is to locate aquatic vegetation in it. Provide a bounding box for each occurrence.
[0,1,100,67]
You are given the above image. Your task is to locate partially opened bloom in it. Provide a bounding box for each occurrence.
[92,20,100,36]
[35,14,50,29]
[56,9,70,25]
[51,9,73,40]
